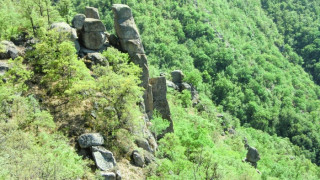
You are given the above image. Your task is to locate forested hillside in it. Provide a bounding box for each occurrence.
[1,0,320,179]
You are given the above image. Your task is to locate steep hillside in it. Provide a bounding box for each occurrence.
[72,0,320,165]
[1,0,320,179]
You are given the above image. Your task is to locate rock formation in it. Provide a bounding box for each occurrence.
[78,133,120,178]
[132,150,145,167]
[71,7,107,53]
[72,14,86,30]
[85,7,100,19]
[112,4,151,117]
[245,146,260,168]
[78,133,104,148]
[0,40,19,59]
[92,146,117,171]
[82,18,106,50]
[243,138,260,168]
[149,77,174,134]
[50,22,80,53]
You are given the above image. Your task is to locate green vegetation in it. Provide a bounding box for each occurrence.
[1,0,320,179]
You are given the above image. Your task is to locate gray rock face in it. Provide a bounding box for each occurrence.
[78,133,104,148]
[0,60,9,75]
[92,146,117,171]
[144,152,155,165]
[0,41,19,59]
[72,14,86,30]
[87,52,108,66]
[119,39,144,54]
[82,31,106,50]
[50,22,78,41]
[181,82,191,91]
[135,138,153,153]
[171,70,184,84]
[149,77,174,134]
[112,4,140,40]
[132,150,144,167]
[101,172,116,180]
[166,80,179,90]
[85,7,100,19]
[83,18,106,32]
[112,5,151,117]
[246,146,260,163]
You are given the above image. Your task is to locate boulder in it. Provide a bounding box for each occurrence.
[82,31,106,50]
[132,150,144,167]
[83,18,106,32]
[0,41,19,59]
[144,152,155,165]
[149,77,174,134]
[135,138,153,153]
[145,84,153,119]
[119,39,144,54]
[50,22,78,41]
[101,172,116,180]
[78,133,104,148]
[112,4,140,40]
[171,70,184,84]
[87,52,108,66]
[246,146,260,163]
[112,4,153,122]
[166,80,179,90]
[85,7,100,19]
[181,82,191,91]
[72,14,86,30]
[0,60,9,76]
[92,146,117,171]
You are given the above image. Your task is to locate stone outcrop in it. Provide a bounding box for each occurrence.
[132,150,144,167]
[82,18,106,50]
[169,70,200,106]
[171,70,184,85]
[86,52,109,67]
[149,77,174,134]
[83,18,106,32]
[70,7,107,51]
[92,146,117,171]
[166,80,179,90]
[112,4,151,116]
[85,7,100,19]
[72,14,86,30]
[50,22,78,41]
[0,60,9,76]
[246,146,260,163]
[135,138,153,153]
[78,133,104,148]
[243,140,260,168]
[101,172,116,180]
[78,133,120,178]
[0,41,19,59]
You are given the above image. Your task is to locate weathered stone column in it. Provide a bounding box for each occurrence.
[112,4,152,118]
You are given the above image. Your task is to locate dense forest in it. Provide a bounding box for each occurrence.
[1,0,320,179]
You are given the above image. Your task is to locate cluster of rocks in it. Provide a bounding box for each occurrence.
[71,7,108,56]
[78,133,121,180]
[131,137,156,167]
[0,40,21,75]
[243,138,260,168]
[166,70,200,106]
[112,4,174,136]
